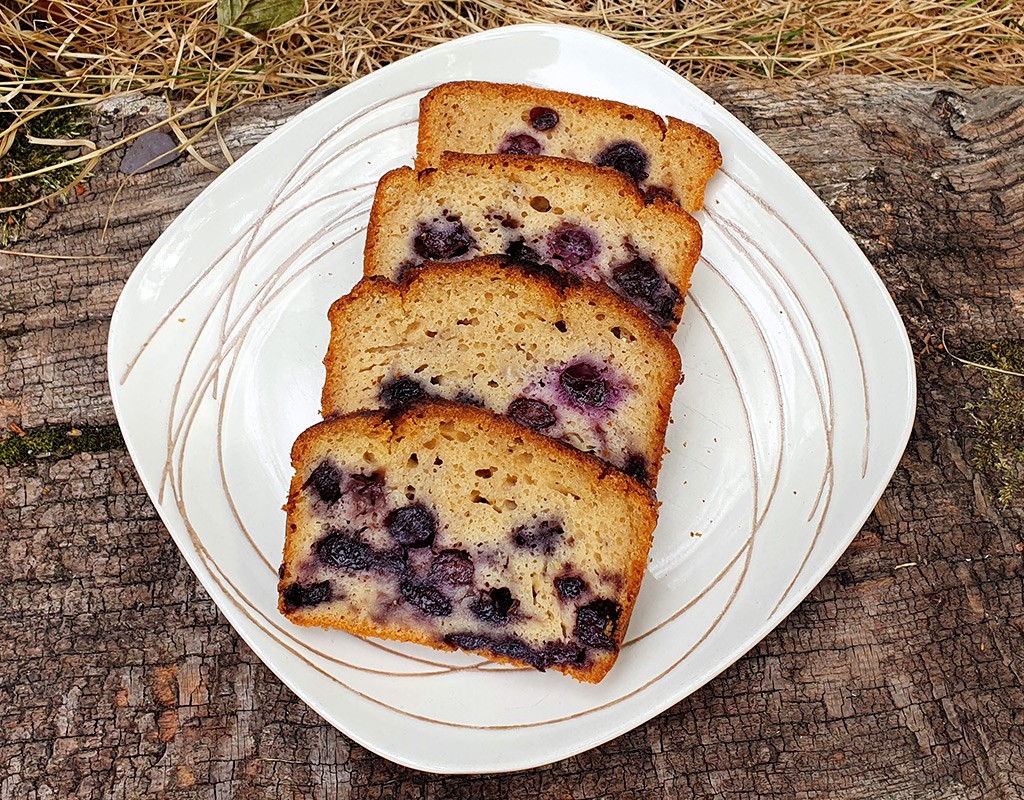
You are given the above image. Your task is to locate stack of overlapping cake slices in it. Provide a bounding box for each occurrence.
[278,82,721,683]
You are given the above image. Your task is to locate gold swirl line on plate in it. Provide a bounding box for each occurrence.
[162,225,475,676]
[119,175,370,389]
[212,116,421,398]
[125,85,851,724]
[704,211,835,524]
[697,258,788,531]
[206,85,432,392]
[156,198,373,504]
[166,210,368,555]
[164,292,762,725]
[159,208,402,592]
[206,175,378,403]
[152,111,419,500]
[121,83,430,386]
[718,167,871,480]
[138,107,482,673]
[704,213,836,612]
[169,278,761,725]
[707,177,857,616]
[161,195,790,687]
[152,191,478,670]
[622,263,787,646]
[239,84,430,221]
[120,221,250,385]
[770,473,836,618]
[703,209,840,617]
[205,228,486,673]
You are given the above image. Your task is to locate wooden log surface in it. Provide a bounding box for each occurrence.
[1,76,1022,798]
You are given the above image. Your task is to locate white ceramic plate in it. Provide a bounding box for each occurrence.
[108,24,916,774]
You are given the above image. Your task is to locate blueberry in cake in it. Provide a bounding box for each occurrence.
[278,401,657,683]
[362,153,701,331]
[415,81,722,212]
[321,256,680,487]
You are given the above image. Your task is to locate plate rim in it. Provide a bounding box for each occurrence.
[107,21,917,774]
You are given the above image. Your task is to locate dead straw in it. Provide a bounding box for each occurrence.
[1,0,1023,209]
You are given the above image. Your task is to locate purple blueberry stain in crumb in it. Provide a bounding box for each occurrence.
[413,218,476,260]
[443,631,491,652]
[450,633,532,666]
[470,587,519,625]
[559,362,610,409]
[546,223,596,270]
[346,470,386,510]
[400,580,453,617]
[507,397,557,431]
[498,132,543,156]
[574,599,622,651]
[315,530,372,571]
[386,503,438,547]
[503,246,567,286]
[644,185,675,204]
[511,519,564,554]
[454,390,485,408]
[538,641,588,669]
[443,632,586,672]
[305,460,342,503]
[554,575,587,600]
[380,376,425,409]
[430,549,475,585]
[489,637,534,663]
[282,580,332,609]
[610,257,681,327]
[505,239,543,266]
[623,454,649,484]
[370,547,408,575]
[315,529,407,574]
[594,141,650,183]
[394,260,419,283]
[529,106,559,131]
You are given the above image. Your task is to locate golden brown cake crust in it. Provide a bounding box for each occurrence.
[279,401,657,683]
[320,256,680,485]
[363,153,702,332]
[415,81,722,211]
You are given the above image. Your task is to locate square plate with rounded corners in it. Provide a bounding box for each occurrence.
[107,23,916,774]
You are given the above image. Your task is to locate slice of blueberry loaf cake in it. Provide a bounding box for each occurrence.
[363,153,701,331]
[321,257,680,487]
[416,81,722,212]
[279,401,657,683]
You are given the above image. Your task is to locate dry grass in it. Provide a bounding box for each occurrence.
[1,0,1023,215]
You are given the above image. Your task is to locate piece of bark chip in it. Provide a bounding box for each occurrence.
[120,131,181,175]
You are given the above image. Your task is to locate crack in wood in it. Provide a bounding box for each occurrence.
[1,76,1022,798]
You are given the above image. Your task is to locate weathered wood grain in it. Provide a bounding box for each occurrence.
[1,76,1022,799]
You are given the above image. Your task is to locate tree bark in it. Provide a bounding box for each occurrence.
[1,76,1022,799]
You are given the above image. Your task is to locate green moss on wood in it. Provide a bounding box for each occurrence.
[0,424,125,466]
[0,97,91,245]
[965,341,1024,508]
